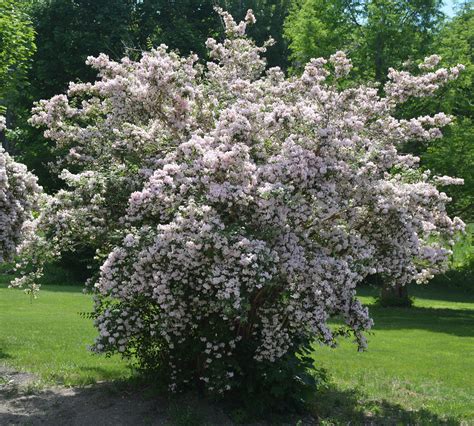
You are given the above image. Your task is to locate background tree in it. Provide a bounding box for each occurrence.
[132,0,220,59]
[284,0,444,80]
[360,0,443,82]
[0,0,35,107]
[28,0,135,101]
[6,0,137,189]
[419,3,473,221]
[284,0,356,72]
[134,1,291,69]
[0,0,35,151]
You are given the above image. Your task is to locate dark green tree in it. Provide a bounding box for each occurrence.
[0,0,35,115]
[132,0,225,59]
[361,0,443,82]
[28,0,135,101]
[7,0,136,188]
[398,3,473,221]
[224,0,291,69]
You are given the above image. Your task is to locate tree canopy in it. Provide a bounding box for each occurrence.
[0,0,35,111]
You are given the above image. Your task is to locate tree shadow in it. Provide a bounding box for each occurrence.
[358,280,474,304]
[58,365,132,384]
[0,379,465,425]
[0,348,12,360]
[0,381,232,426]
[312,385,463,425]
[1,283,85,294]
[368,305,474,337]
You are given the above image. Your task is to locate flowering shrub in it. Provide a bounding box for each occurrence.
[17,9,465,401]
[0,116,42,264]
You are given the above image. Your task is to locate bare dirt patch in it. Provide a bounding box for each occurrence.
[0,365,231,425]
[0,367,316,425]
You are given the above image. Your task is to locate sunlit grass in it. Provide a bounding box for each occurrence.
[0,278,130,386]
[313,284,474,423]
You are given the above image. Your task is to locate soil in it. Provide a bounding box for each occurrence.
[0,366,317,425]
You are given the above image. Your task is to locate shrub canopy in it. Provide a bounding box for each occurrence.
[15,10,464,395]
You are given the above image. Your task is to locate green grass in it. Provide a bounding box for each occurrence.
[0,276,130,386]
[1,274,473,423]
[312,284,474,424]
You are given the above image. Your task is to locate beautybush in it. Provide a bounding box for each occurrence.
[14,9,465,400]
[0,116,41,264]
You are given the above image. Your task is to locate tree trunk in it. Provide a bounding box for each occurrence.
[380,282,411,307]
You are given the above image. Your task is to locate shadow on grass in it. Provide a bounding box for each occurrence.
[407,281,474,304]
[357,280,474,304]
[0,348,12,360]
[0,379,464,425]
[0,282,86,295]
[24,284,85,293]
[312,385,463,425]
[62,365,132,384]
[368,306,474,337]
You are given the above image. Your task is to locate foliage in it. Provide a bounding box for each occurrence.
[12,9,465,405]
[225,346,320,416]
[131,0,219,59]
[375,3,473,222]
[27,0,135,101]
[361,0,443,82]
[450,223,474,270]
[423,119,474,220]
[419,4,474,221]
[3,0,137,190]
[0,0,35,109]
[284,0,356,72]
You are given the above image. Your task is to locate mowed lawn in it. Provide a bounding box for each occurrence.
[0,277,130,386]
[1,275,473,423]
[312,284,474,424]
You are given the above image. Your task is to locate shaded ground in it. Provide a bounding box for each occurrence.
[2,385,167,426]
[0,366,316,426]
[0,366,226,426]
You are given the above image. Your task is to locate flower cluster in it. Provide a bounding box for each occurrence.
[20,10,464,393]
[0,116,42,263]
